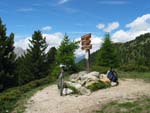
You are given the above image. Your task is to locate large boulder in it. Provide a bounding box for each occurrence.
[69,71,87,82]
[65,81,82,90]
[78,71,87,76]
[69,73,79,80]
[81,73,99,82]
[88,71,100,78]
[79,87,91,95]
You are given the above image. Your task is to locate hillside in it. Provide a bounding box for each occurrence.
[78,33,150,71]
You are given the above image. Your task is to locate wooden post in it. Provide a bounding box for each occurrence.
[81,33,92,73]
[87,49,90,73]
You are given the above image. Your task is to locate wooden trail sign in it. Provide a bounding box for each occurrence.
[81,33,92,73]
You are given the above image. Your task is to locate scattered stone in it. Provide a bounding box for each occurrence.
[63,88,73,95]
[111,82,117,86]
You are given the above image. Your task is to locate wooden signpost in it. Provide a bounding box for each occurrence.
[81,33,92,73]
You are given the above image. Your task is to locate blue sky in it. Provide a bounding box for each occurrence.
[1,0,150,56]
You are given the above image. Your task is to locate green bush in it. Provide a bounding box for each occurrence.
[120,64,150,72]
[91,66,109,73]
[0,75,53,113]
[87,81,110,92]
[67,85,79,94]
[51,66,60,79]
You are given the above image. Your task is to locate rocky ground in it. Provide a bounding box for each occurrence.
[24,79,150,113]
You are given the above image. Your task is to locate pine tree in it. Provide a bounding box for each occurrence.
[47,47,57,71]
[17,31,48,85]
[56,34,79,72]
[0,18,16,91]
[97,33,119,68]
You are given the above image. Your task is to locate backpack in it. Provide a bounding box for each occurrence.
[107,70,118,82]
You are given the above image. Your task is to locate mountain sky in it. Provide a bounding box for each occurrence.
[1,0,150,57]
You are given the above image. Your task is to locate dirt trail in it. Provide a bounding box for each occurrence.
[24,79,150,113]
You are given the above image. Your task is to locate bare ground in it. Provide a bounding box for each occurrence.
[24,79,150,113]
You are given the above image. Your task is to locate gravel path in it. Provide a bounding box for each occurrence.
[24,79,150,113]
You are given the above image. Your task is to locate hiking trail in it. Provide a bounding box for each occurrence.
[24,79,150,113]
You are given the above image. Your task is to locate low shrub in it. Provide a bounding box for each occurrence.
[87,81,110,92]
[0,75,53,113]
[120,64,150,72]
[67,85,79,94]
[91,66,109,73]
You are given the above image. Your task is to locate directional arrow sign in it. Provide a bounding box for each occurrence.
[82,44,92,50]
[81,40,91,45]
[81,33,91,40]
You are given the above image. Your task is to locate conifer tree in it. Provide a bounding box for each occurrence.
[47,47,57,70]
[56,34,79,72]
[97,33,118,68]
[0,18,16,91]
[17,31,48,85]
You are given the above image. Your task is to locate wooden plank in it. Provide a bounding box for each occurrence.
[81,44,92,50]
[81,40,91,45]
[81,33,91,40]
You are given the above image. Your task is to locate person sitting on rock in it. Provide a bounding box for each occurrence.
[107,67,119,86]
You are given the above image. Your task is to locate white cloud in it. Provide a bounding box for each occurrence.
[96,24,105,29]
[15,32,103,57]
[104,22,119,32]
[96,22,119,32]
[15,37,31,50]
[112,30,130,42]
[112,14,150,42]
[15,32,63,51]
[43,32,63,51]
[126,14,150,32]
[42,26,52,31]
[58,0,70,4]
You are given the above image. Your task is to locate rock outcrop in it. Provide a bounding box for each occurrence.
[64,71,111,95]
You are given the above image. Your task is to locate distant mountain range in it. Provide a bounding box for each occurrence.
[14,47,25,58]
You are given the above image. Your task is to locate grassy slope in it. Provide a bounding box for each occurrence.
[0,75,56,113]
[118,71,150,82]
[95,71,150,113]
[96,96,150,113]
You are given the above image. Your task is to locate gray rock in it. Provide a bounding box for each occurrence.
[66,81,82,89]
[99,74,107,79]
[82,74,99,81]
[88,71,100,78]
[78,71,87,76]
[79,87,91,95]
[63,88,73,95]
[111,82,117,86]
[69,73,79,80]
